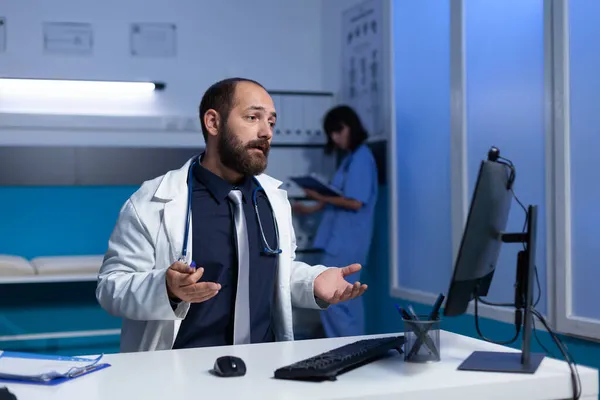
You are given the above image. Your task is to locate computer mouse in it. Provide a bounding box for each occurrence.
[0,387,17,400]
[213,356,246,377]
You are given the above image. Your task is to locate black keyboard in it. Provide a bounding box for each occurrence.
[273,335,405,381]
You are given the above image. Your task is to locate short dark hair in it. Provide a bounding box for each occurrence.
[323,105,368,154]
[198,77,266,141]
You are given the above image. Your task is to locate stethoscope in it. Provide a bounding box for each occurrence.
[179,157,282,263]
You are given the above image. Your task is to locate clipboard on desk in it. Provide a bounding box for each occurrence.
[0,351,111,386]
[290,175,343,197]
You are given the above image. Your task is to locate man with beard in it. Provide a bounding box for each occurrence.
[96,77,368,353]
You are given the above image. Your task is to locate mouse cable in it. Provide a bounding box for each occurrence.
[531,308,581,400]
[532,314,555,358]
[474,301,582,399]
[474,295,522,345]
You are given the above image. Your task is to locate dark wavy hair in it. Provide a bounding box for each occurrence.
[322,105,368,154]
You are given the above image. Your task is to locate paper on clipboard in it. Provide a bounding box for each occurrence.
[0,352,105,382]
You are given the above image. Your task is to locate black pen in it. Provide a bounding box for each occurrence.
[395,304,413,321]
[429,293,445,320]
[407,305,420,321]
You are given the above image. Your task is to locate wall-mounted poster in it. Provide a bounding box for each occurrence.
[341,0,384,138]
[130,23,177,58]
[43,22,93,55]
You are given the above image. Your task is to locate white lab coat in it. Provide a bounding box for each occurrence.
[96,157,330,353]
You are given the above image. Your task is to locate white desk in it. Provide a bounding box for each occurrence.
[3,331,598,400]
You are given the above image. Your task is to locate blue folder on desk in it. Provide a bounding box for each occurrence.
[0,351,110,386]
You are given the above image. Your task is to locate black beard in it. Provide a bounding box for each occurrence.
[218,124,270,176]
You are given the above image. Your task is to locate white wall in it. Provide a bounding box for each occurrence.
[0,0,341,281]
[0,0,325,116]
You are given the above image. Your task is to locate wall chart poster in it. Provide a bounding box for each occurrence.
[341,0,384,138]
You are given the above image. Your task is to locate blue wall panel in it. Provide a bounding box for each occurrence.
[0,187,135,355]
[0,186,138,259]
[568,0,600,320]
[393,0,453,294]
[464,0,547,313]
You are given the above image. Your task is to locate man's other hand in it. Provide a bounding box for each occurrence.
[166,261,221,303]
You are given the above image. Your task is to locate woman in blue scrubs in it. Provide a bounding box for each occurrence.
[293,105,378,338]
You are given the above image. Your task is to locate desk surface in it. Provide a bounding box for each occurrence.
[3,331,598,400]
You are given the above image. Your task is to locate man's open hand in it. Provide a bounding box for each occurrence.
[166,262,221,303]
[314,264,368,304]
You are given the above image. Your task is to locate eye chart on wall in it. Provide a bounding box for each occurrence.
[341,0,384,138]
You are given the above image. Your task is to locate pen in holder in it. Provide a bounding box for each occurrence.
[402,315,441,363]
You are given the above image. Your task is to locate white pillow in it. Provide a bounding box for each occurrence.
[31,255,104,275]
[0,255,36,276]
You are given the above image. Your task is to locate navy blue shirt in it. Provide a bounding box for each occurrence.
[172,160,278,349]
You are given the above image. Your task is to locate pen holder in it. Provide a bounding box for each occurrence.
[403,316,441,363]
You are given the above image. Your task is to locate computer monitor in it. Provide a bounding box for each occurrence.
[443,146,545,374]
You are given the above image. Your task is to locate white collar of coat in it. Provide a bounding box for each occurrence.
[152,156,285,201]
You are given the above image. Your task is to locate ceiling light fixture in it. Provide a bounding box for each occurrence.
[0,78,166,97]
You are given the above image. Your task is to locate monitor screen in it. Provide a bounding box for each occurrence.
[443,158,513,317]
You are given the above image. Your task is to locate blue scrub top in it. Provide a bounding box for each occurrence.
[313,144,378,266]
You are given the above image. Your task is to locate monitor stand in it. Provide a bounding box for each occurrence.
[458,205,545,374]
[459,351,545,374]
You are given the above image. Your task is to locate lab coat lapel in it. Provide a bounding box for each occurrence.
[155,158,195,264]
[265,183,294,340]
[257,174,294,340]
[163,193,189,263]
[258,178,291,255]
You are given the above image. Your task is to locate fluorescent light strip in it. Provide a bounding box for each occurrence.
[0,78,164,97]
